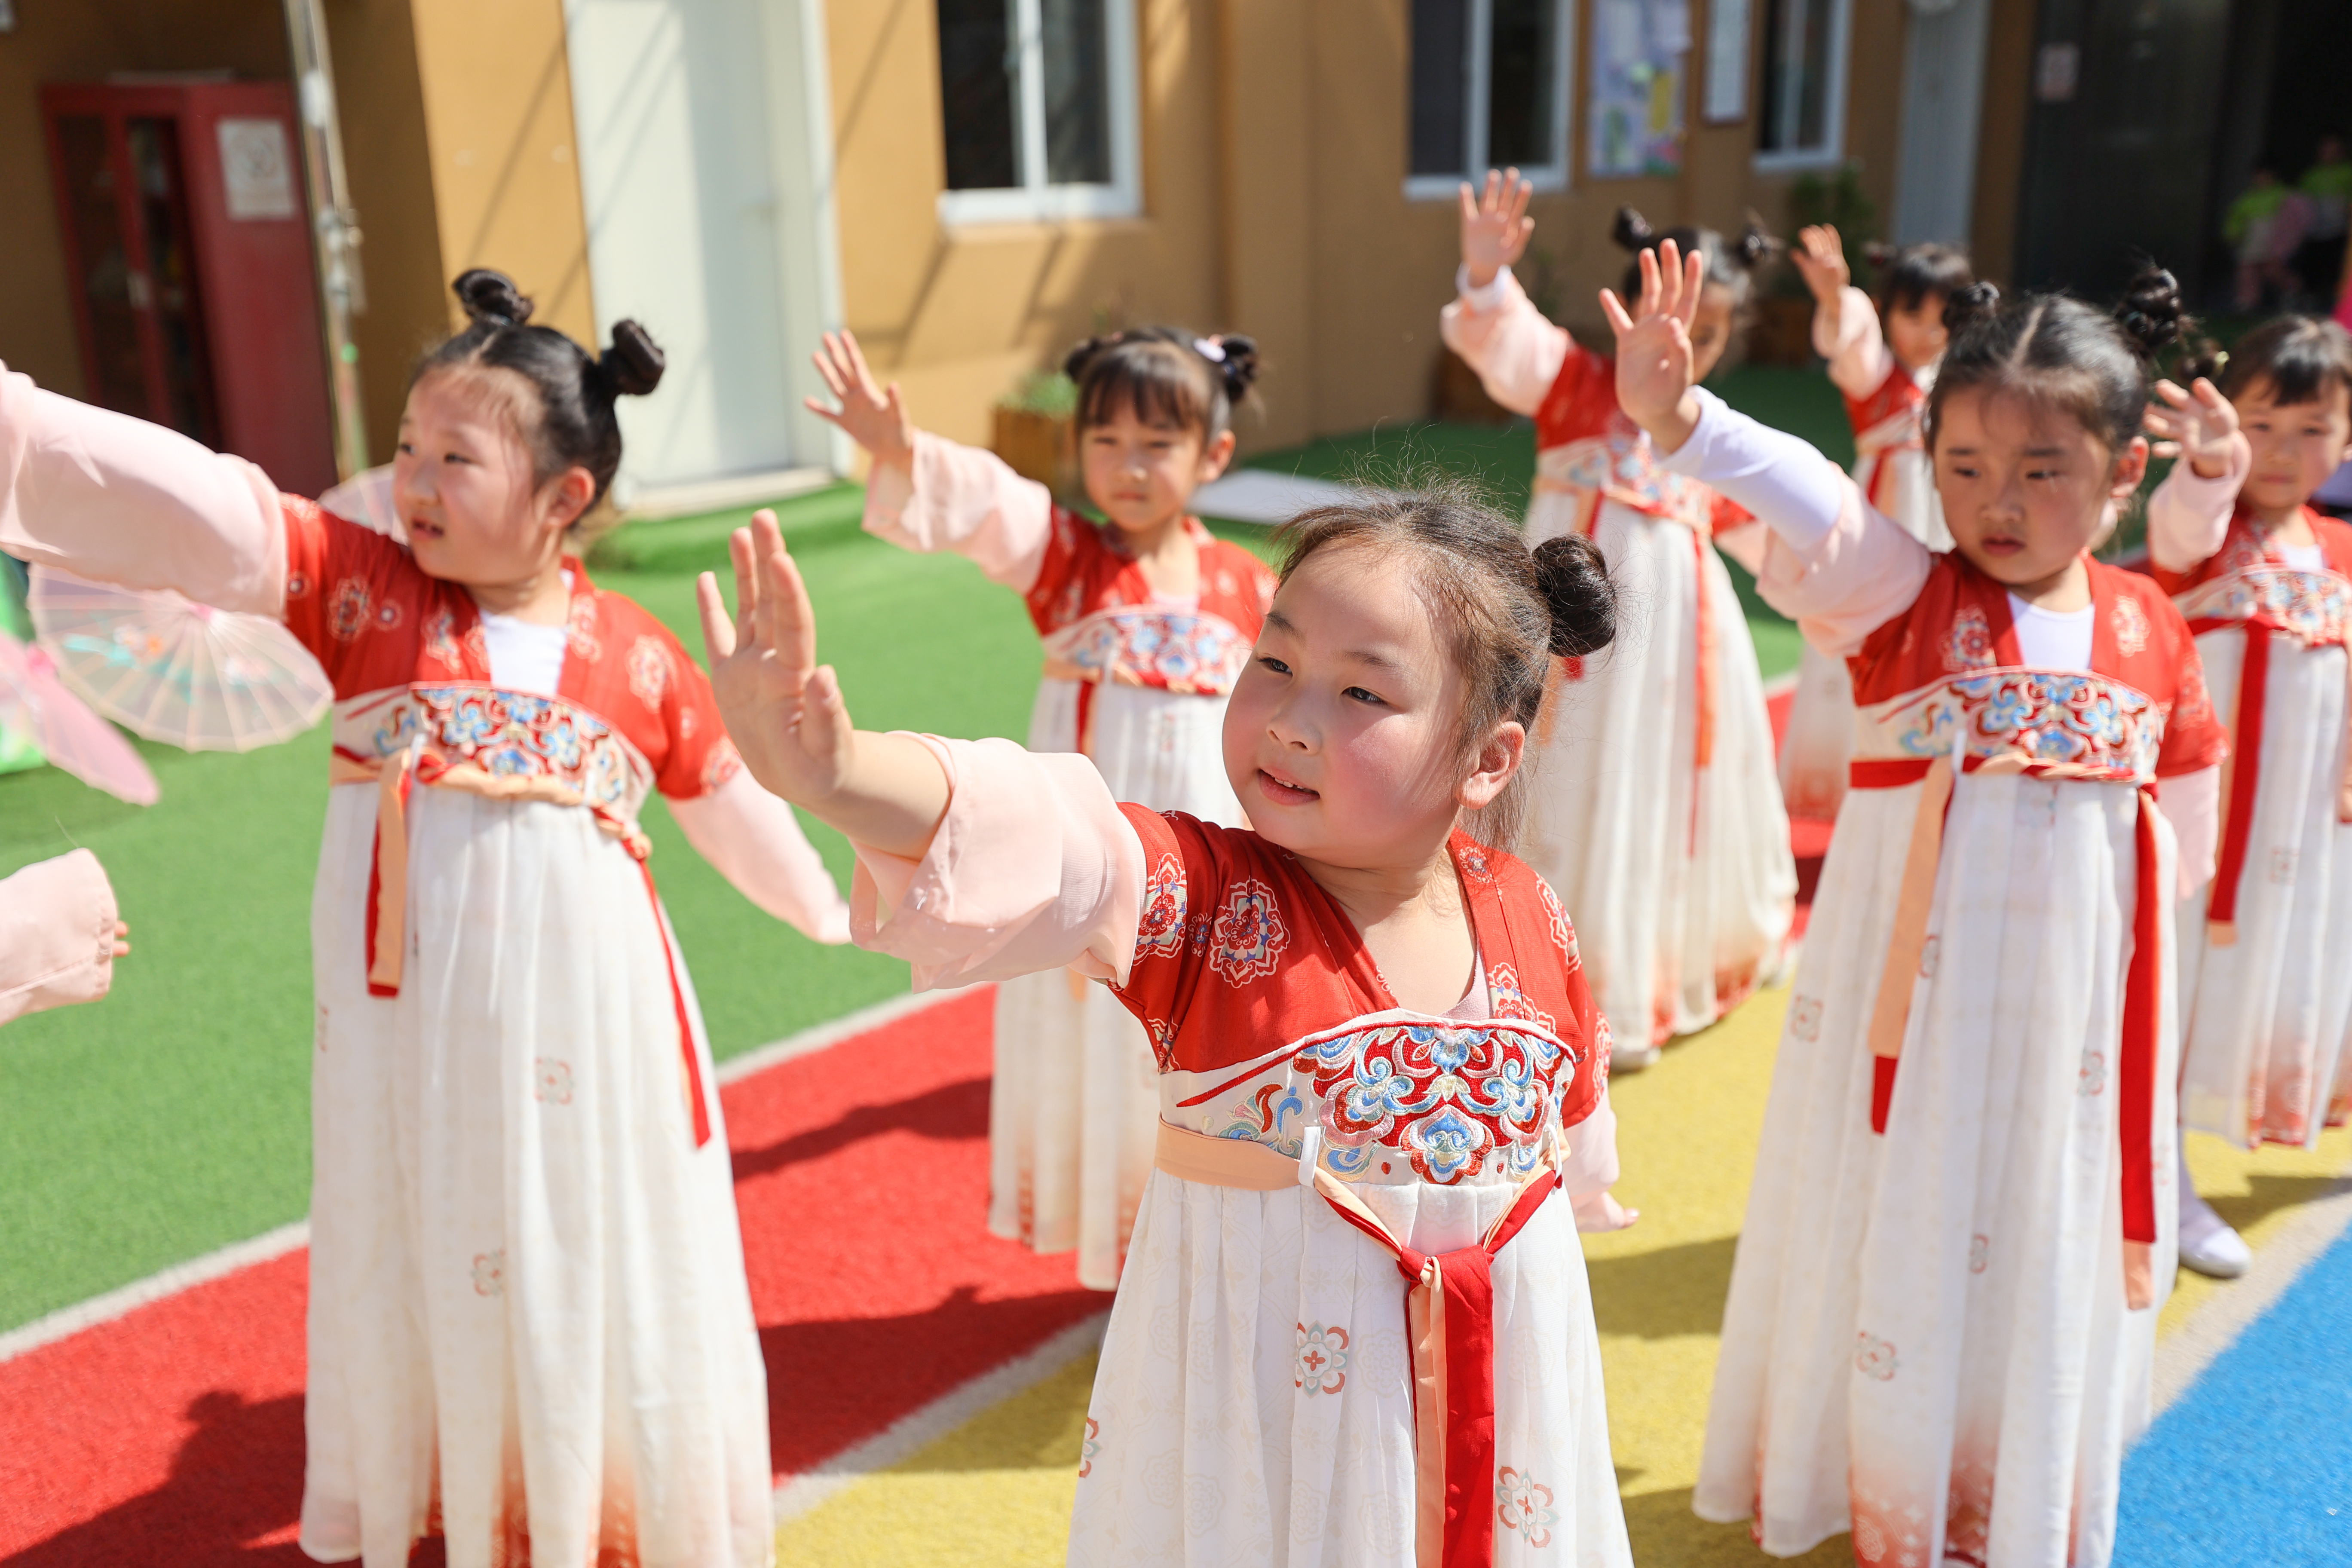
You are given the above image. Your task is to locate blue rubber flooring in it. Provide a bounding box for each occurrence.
[2116,1219,2352,1565]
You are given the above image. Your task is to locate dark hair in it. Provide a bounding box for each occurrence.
[2196,313,2352,407]
[1862,241,1975,316]
[1612,206,1778,312]
[411,269,666,514]
[1273,484,1615,848]
[1062,326,1259,441]
[1926,266,2186,458]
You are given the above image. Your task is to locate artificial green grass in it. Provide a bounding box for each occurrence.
[0,375,1850,1328]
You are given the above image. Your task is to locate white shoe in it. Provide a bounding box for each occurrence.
[2177,1184,2251,1279]
[1611,1042,1662,1074]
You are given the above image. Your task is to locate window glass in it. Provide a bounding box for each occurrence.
[1758,0,1839,155]
[1410,0,1471,177]
[1041,0,1112,184]
[1487,0,1559,169]
[937,0,1017,190]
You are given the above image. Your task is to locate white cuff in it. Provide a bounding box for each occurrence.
[1454,263,1515,314]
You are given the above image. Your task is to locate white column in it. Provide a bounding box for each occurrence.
[1891,0,1993,248]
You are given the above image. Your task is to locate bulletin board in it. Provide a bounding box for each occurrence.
[1588,0,1690,178]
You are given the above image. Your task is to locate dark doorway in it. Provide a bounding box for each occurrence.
[2202,0,2352,308]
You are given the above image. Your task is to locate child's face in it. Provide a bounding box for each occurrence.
[1689,284,1736,382]
[1081,400,1236,535]
[2233,378,2352,518]
[1885,293,1950,371]
[394,371,591,587]
[1932,388,2147,594]
[1225,544,1521,869]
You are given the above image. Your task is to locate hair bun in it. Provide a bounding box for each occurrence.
[453,268,534,328]
[599,319,666,397]
[2114,264,2189,359]
[1735,212,1781,271]
[1942,280,2001,334]
[1206,333,1260,400]
[1611,206,1655,254]
[1531,533,1615,658]
[1061,332,1124,384]
[1861,239,1897,269]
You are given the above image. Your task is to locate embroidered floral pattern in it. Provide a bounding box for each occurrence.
[1969,1234,1990,1274]
[1136,854,1189,959]
[2111,594,2150,656]
[2078,1048,2108,1096]
[1551,429,1716,529]
[1942,605,1996,671]
[1041,608,1257,696]
[1854,1331,1899,1381]
[1294,1323,1350,1394]
[1486,964,1558,1031]
[1207,879,1289,985]
[1218,1082,1308,1152]
[363,687,649,822]
[329,577,373,641]
[565,593,603,659]
[1919,935,1940,979]
[533,1058,573,1105]
[1078,1417,1099,1479]
[423,609,462,669]
[2174,564,2352,647]
[471,1250,506,1297]
[372,600,403,632]
[1789,995,1824,1042]
[1496,1468,1559,1547]
[1889,670,2162,784]
[627,634,670,710]
[1536,878,1577,966]
[1288,1018,1569,1183]
[2269,847,2299,885]
[700,736,743,795]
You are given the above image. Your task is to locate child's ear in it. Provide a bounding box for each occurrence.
[1458,722,1527,810]
[1197,428,1238,484]
[2108,435,2151,500]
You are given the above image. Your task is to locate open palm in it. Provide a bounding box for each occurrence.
[1601,240,1706,435]
[1459,168,1536,288]
[2144,377,2240,475]
[697,511,856,806]
[805,330,915,469]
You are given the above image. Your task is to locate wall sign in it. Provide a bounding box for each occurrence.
[1590,0,1690,177]
[218,118,299,220]
[1703,0,1752,123]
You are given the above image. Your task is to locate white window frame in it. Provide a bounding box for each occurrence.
[1751,0,1852,172]
[1402,0,1576,202]
[936,0,1142,227]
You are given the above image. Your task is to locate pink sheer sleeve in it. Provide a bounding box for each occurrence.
[848,735,1145,991]
[2145,435,2251,575]
[1815,286,1894,401]
[1438,266,1572,419]
[861,430,1054,593]
[1661,389,1932,657]
[0,365,286,614]
[668,771,852,944]
[2157,764,2221,901]
[0,850,119,1026]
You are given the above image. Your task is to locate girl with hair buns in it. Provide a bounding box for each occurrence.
[805,325,1277,1289]
[1614,250,2224,1567]
[2142,314,2352,1277]
[1779,227,1975,818]
[698,476,1635,1565]
[0,269,851,1568]
[1442,171,1795,1071]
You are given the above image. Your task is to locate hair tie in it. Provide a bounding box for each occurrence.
[1194,336,1226,363]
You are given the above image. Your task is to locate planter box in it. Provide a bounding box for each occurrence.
[1433,346,1515,424]
[993,405,1073,495]
[1749,297,1818,368]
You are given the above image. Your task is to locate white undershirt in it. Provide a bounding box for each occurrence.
[2006,594,2095,671]
[478,572,573,695]
[2280,541,2326,572]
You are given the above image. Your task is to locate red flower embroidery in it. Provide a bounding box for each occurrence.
[2110,593,2150,657]
[627,634,670,710]
[329,577,372,641]
[1207,878,1288,984]
[1942,605,1994,671]
[1135,854,1188,960]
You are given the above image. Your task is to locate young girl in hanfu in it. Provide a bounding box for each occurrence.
[1778,227,1974,818]
[1442,172,1794,1070]
[804,327,1276,1289]
[0,270,851,1568]
[1632,253,2227,1568]
[700,483,1638,1565]
[2142,316,2352,1278]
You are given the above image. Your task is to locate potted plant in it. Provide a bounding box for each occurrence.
[992,368,1079,498]
[1751,161,1880,366]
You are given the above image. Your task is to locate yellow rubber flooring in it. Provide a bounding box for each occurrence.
[773,982,2352,1565]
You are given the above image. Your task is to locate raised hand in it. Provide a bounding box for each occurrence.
[2144,377,2242,480]
[1791,224,1850,305]
[805,330,915,471]
[1600,239,1707,450]
[1459,168,1537,290]
[698,511,854,808]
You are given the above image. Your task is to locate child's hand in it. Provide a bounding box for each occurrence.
[1600,239,1707,451]
[1791,224,1850,303]
[2145,377,2242,480]
[1459,168,1536,291]
[1571,1188,1641,1232]
[110,920,129,959]
[806,331,915,472]
[698,511,856,807]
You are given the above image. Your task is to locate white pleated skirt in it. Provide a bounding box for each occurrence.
[302,784,773,1568]
[1696,770,2177,1568]
[1520,491,1795,1058]
[989,677,1245,1288]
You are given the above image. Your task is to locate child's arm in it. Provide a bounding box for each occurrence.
[668,772,853,944]
[0,849,126,1027]
[1605,244,1931,655]
[0,364,286,614]
[2142,377,2251,574]
[1439,171,1573,418]
[1792,225,1890,399]
[807,332,1053,591]
[1561,1087,1638,1231]
[697,515,1141,988]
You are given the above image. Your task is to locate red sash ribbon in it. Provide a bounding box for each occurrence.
[2204,620,2269,945]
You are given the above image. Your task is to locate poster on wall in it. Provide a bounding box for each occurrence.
[1589,0,1690,178]
[1703,0,1751,123]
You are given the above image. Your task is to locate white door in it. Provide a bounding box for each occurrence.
[1890,0,1992,248]
[564,0,840,494]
